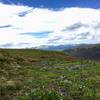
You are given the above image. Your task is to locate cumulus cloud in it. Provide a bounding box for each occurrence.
[62,22,88,31]
[0,25,12,28]
[0,2,100,48]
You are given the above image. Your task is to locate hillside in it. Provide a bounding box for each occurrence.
[0,49,100,100]
[64,44,100,60]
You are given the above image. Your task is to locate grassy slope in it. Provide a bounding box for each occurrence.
[0,49,100,100]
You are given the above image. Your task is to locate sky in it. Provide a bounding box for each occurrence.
[0,0,100,48]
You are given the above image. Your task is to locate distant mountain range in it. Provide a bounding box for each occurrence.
[64,44,100,60]
[33,44,100,60]
[34,44,77,51]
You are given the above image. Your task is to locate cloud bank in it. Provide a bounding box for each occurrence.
[0,3,100,48]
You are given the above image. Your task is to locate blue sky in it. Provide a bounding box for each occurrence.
[0,0,100,48]
[1,0,100,9]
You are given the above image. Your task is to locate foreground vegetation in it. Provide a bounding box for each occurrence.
[0,49,100,100]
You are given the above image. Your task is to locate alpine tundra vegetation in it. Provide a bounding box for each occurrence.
[0,49,100,100]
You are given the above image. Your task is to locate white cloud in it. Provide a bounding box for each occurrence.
[0,3,100,48]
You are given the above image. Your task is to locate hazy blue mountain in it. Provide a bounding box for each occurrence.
[34,44,77,51]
